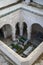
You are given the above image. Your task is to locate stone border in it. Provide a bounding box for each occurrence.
[0,41,43,65]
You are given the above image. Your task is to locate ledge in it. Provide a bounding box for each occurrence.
[33,0,43,5]
[0,4,43,18]
[22,4,43,16]
[0,4,21,18]
[0,0,19,8]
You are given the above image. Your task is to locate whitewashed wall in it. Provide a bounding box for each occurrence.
[22,10,43,39]
[0,8,43,40]
[0,10,21,40]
